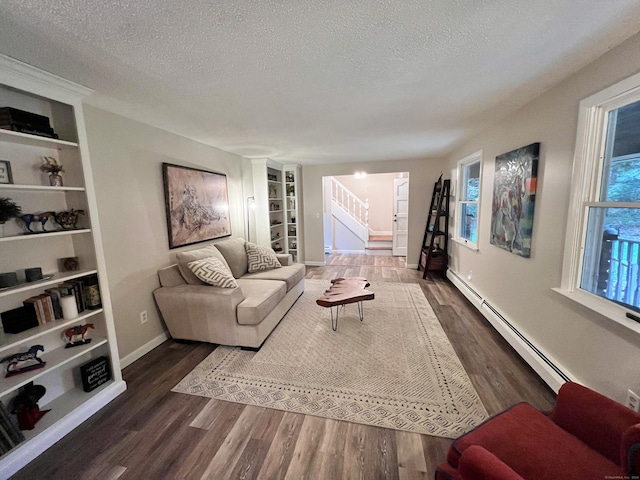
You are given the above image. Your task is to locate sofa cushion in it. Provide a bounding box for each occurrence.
[176,244,231,285]
[214,238,249,278]
[246,242,282,272]
[242,263,305,291]
[235,279,286,325]
[188,257,238,288]
[448,403,622,479]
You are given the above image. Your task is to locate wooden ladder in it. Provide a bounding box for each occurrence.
[418,176,450,279]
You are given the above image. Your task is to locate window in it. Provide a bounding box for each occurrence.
[456,151,482,249]
[558,71,640,328]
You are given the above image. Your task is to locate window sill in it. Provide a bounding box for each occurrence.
[551,287,640,336]
[452,237,479,251]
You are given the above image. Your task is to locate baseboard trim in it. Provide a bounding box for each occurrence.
[120,331,170,368]
[305,261,327,267]
[331,249,366,254]
[447,269,575,393]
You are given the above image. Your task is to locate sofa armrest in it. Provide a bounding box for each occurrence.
[549,382,640,467]
[276,253,293,266]
[458,445,524,480]
[622,423,640,476]
[153,284,245,345]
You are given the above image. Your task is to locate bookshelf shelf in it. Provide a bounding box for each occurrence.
[0,269,97,299]
[0,184,85,192]
[0,229,91,244]
[0,309,103,355]
[0,337,108,399]
[0,129,78,150]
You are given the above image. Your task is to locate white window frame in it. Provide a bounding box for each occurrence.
[454,150,483,250]
[554,71,640,335]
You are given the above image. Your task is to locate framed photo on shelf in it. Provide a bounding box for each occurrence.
[162,163,232,249]
[0,160,13,184]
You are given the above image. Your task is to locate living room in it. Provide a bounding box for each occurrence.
[0,2,640,478]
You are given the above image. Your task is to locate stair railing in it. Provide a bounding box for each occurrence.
[331,177,369,228]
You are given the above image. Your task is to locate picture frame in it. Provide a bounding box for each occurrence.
[0,160,13,184]
[490,143,540,258]
[162,163,232,249]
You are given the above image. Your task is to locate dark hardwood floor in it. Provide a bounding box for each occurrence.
[12,254,555,479]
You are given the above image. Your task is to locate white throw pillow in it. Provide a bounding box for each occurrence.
[246,242,282,272]
[187,256,238,288]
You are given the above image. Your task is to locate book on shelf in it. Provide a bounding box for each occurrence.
[0,401,24,454]
[37,294,55,323]
[43,289,63,319]
[22,297,45,325]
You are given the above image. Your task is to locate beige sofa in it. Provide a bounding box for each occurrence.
[153,238,305,348]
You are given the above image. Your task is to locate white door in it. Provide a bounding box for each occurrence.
[393,177,409,256]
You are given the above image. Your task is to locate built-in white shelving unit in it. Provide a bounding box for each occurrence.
[0,54,126,477]
[251,159,303,262]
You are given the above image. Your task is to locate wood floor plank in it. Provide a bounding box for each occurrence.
[199,405,267,478]
[256,412,305,480]
[13,253,555,479]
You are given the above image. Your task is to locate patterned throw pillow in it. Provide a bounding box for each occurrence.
[187,256,238,288]
[246,242,282,273]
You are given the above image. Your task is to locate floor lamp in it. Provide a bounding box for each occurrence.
[246,196,255,242]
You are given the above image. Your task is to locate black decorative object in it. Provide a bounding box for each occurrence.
[1,306,38,334]
[0,107,58,139]
[80,356,111,392]
[0,272,18,288]
[24,267,42,283]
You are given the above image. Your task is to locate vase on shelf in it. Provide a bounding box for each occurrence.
[49,174,63,187]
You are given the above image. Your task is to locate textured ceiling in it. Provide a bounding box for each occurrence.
[0,1,639,165]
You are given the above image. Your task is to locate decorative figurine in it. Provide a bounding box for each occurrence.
[11,383,49,430]
[20,211,54,233]
[1,345,46,377]
[62,256,79,271]
[63,323,94,348]
[54,209,84,230]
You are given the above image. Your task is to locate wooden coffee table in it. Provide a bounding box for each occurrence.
[316,277,375,331]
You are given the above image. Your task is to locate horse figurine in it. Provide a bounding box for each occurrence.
[0,345,45,376]
[54,209,85,230]
[20,212,55,233]
[63,323,94,348]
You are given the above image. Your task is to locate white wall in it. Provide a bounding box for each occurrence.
[303,159,445,265]
[83,106,251,361]
[445,31,640,402]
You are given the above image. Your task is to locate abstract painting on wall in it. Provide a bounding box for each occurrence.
[490,143,540,258]
[162,163,231,249]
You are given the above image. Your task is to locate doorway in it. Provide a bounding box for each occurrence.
[322,172,410,257]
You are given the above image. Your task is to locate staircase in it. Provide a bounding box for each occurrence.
[366,234,393,256]
[330,178,393,256]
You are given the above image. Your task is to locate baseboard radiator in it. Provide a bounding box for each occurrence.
[447,269,571,393]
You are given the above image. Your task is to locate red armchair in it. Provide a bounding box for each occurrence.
[435,382,640,479]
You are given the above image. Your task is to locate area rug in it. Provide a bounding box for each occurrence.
[173,279,488,438]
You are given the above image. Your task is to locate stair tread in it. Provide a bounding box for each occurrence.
[369,235,392,242]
